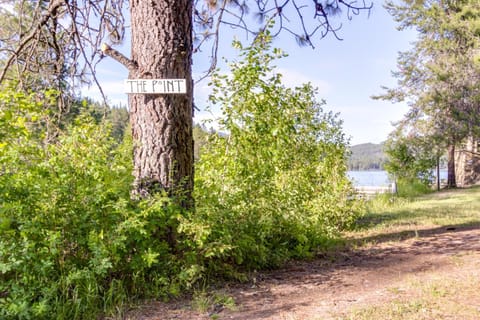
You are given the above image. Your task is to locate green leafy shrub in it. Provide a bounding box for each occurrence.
[0,89,186,319]
[187,33,361,275]
[384,133,437,189]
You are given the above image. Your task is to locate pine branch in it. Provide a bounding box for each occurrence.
[100,43,138,73]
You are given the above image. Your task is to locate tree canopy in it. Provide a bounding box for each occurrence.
[1,0,372,89]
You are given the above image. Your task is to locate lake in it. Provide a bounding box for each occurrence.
[348,171,391,187]
[348,170,449,187]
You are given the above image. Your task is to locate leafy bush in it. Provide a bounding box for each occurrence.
[384,133,437,187]
[0,89,185,319]
[187,33,361,275]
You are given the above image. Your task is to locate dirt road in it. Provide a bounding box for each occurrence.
[126,225,480,320]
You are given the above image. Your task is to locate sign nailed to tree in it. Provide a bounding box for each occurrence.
[124,79,187,94]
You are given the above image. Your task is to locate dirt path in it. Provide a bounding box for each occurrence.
[125,225,480,320]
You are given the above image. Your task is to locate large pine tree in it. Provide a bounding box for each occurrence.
[127,1,194,200]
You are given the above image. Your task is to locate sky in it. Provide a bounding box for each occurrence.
[85,2,418,146]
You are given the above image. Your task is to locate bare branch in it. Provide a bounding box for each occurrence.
[100,43,137,72]
[194,0,372,79]
[0,0,64,83]
[1,0,372,102]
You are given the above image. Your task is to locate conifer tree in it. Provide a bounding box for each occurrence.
[377,0,480,188]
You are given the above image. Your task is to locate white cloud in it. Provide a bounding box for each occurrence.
[276,67,331,95]
[193,67,332,110]
[193,68,334,133]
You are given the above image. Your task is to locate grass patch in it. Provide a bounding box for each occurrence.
[350,186,480,242]
[340,186,480,320]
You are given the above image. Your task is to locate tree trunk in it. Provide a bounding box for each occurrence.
[436,155,440,191]
[447,144,456,188]
[129,0,194,203]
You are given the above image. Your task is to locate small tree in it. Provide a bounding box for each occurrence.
[384,129,437,187]
[189,34,358,269]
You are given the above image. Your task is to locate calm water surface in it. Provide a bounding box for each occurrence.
[348,170,448,187]
[347,171,390,187]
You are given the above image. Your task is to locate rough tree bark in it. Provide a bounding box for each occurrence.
[104,0,194,203]
[436,155,441,191]
[130,0,194,201]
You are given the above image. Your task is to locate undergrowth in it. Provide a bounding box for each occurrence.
[0,34,362,319]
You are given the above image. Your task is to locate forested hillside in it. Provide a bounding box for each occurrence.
[348,143,387,170]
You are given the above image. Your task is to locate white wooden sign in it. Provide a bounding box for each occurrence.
[124,79,187,94]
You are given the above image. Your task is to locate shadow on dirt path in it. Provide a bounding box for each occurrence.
[125,224,480,320]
